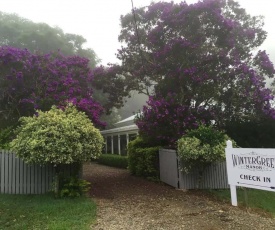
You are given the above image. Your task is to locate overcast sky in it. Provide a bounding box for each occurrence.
[1,0,275,65]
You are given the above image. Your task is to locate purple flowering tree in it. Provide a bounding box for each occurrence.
[102,0,275,146]
[0,46,105,128]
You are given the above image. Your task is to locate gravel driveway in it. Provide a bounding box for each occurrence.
[83,162,275,230]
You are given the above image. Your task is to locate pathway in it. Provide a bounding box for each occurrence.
[83,162,275,230]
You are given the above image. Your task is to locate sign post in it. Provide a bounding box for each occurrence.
[226,140,237,206]
[225,140,275,206]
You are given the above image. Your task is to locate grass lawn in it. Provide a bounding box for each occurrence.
[0,194,96,230]
[208,188,275,216]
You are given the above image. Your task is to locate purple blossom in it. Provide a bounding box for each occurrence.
[0,46,105,128]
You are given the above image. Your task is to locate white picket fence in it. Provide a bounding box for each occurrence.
[159,149,229,189]
[0,150,74,194]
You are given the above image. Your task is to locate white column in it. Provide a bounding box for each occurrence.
[126,133,129,146]
[111,135,114,154]
[105,137,107,154]
[118,135,121,155]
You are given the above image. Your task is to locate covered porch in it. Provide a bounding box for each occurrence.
[100,124,138,156]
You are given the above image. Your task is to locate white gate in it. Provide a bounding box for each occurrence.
[159,149,229,189]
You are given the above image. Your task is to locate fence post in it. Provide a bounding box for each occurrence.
[226,140,237,206]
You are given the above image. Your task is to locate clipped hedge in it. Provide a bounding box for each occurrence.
[97,154,128,169]
[128,137,160,179]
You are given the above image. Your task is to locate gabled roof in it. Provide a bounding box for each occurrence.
[115,114,137,125]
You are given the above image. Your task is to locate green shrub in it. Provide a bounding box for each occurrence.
[11,104,104,165]
[128,137,160,179]
[58,176,91,198]
[97,154,128,169]
[177,125,235,173]
[127,135,153,148]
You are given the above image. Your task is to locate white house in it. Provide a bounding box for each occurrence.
[100,115,139,155]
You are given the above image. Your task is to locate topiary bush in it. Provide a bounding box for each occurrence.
[11,104,104,196]
[177,125,235,174]
[127,137,160,179]
[11,104,104,165]
[97,154,128,169]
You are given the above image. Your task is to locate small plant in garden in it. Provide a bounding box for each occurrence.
[177,125,235,174]
[58,176,91,198]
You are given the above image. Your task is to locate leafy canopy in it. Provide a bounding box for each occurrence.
[11,104,104,165]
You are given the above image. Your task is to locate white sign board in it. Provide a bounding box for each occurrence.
[225,140,275,206]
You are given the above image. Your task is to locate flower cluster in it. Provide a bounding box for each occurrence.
[136,94,212,147]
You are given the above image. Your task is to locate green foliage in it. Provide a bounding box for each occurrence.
[0,126,15,149]
[98,154,128,169]
[177,125,234,173]
[11,104,104,165]
[58,176,91,198]
[127,136,153,149]
[185,125,227,147]
[128,137,160,178]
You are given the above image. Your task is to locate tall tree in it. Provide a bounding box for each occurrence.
[0,46,104,128]
[0,11,125,128]
[0,12,99,67]
[103,0,275,146]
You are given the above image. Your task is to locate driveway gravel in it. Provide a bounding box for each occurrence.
[83,162,275,230]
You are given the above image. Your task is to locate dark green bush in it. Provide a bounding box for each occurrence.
[97,154,128,169]
[225,119,275,148]
[128,137,160,179]
[185,124,227,147]
[0,126,15,149]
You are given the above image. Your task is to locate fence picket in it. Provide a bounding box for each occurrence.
[1,152,4,193]
[42,166,46,194]
[5,152,9,193]
[12,153,16,194]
